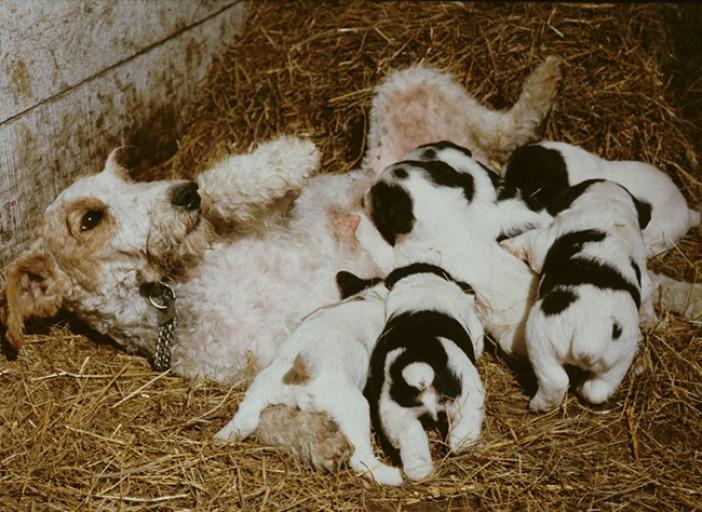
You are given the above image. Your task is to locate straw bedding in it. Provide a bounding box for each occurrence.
[2,2,700,510]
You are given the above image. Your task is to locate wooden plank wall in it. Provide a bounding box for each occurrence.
[0,0,245,266]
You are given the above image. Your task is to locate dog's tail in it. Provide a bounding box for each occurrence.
[687,208,701,231]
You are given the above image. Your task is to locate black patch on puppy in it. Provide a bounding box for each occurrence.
[541,289,578,316]
[610,183,653,230]
[415,140,473,158]
[385,262,475,295]
[631,195,652,230]
[368,181,415,245]
[393,167,408,179]
[365,309,477,463]
[612,321,622,340]
[496,181,517,201]
[505,144,570,210]
[539,229,641,307]
[408,159,475,203]
[388,345,462,408]
[630,260,641,286]
[547,179,606,216]
[335,271,382,299]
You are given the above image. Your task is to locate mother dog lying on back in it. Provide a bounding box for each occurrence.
[1,57,699,469]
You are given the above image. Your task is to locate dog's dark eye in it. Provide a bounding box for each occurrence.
[80,210,103,231]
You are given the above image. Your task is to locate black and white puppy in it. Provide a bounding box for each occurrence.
[356,263,485,482]
[500,180,655,412]
[403,140,553,241]
[504,140,701,256]
[358,146,540,356]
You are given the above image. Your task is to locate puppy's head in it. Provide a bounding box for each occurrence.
[403,140,503,203]
[1,149,214,352]
[363,156,477,246]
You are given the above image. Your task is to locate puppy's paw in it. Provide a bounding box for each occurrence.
[368,465,403,487]
[529,392,560,413]
[214,415,257,442]
[403,458,434,482]
[579,378,614,405]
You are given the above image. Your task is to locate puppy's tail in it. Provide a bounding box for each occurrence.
[687,208,701,230]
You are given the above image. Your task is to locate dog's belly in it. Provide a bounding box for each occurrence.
[171,231,378,383]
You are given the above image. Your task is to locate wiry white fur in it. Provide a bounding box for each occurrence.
[363,56,563,175]
[371,271,485,481]
[527,141,701,256]
[215,282,403,486]
[502,181,654,411]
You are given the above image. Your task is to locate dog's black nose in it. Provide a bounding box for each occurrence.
[171,182,201,210]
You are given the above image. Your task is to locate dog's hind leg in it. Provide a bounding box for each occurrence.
[487,56,564,166]
[446,369,484,454]
[363,57,562,177]
[578,345,636,404]
[529,350,570,413]
[382,400,434,482]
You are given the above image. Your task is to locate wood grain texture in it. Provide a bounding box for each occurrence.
[0,1,245,266]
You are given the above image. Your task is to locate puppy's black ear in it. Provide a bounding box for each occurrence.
[631,196,652,230]
[368,182,415,246]
[335,271,382,299]
[548,179,604,216]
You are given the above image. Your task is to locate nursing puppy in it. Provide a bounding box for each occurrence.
[501,180,654,412]
[360,147,541,356]
[362,263,485,482]
[215,277,402,486]
[504,140,701,256]
[403,140,553,241]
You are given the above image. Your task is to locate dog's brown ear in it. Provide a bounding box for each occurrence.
[2,250,64,348]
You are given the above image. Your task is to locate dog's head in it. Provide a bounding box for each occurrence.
[0,150,214,351]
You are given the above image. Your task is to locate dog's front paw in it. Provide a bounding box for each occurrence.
[308,426,354,472]
[255,406,353,471]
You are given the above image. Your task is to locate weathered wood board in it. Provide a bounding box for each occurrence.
[0,0,245,266]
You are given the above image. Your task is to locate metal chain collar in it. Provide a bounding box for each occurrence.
[147,282,177,372]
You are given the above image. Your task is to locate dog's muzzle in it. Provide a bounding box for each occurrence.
[171,182,201,211]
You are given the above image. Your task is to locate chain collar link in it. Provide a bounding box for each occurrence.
[147,282,177,372]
